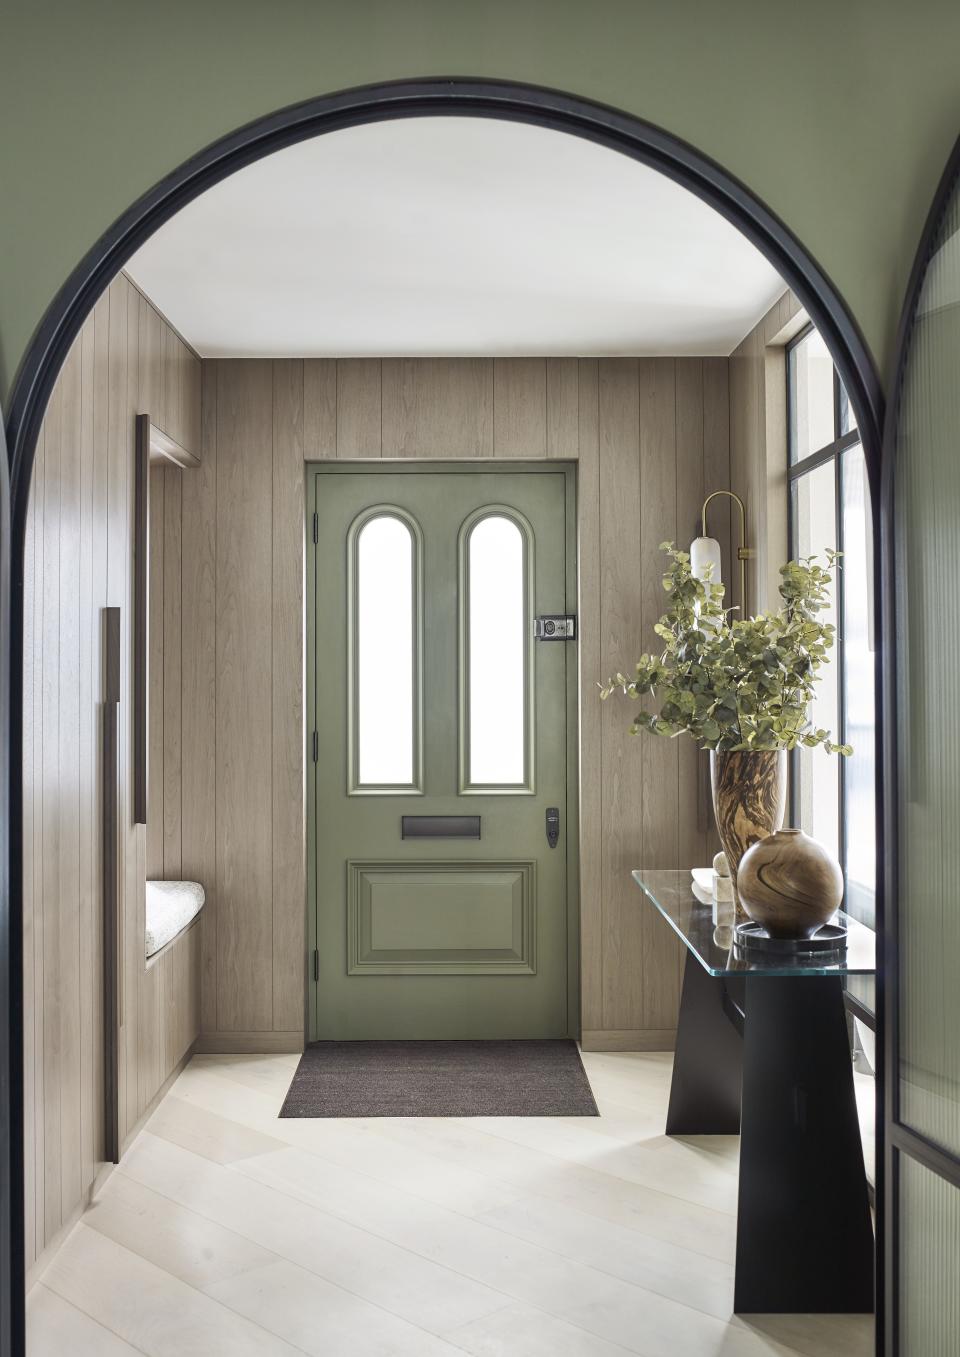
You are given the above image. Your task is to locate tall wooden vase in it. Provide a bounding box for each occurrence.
[710,749,787,920]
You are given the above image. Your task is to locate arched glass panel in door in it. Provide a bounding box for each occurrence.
[459,509,533,792]
[890,154,960,1354]
[349,509,422,792]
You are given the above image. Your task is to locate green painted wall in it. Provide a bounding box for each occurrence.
[2,0,959,403]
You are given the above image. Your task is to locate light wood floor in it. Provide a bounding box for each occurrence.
[27,1050,874,1356]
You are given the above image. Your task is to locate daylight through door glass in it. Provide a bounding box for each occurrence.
[466,514,527,787]
[355,513,416,787]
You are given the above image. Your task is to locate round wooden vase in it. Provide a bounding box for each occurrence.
[737,828,843,938]
[710,749,787,920]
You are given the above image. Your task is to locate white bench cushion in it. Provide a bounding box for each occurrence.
[145,879,205,958]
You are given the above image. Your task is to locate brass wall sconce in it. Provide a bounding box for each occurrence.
[691,489,754,617]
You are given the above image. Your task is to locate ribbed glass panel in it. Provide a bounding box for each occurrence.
[900,1157,960,1353]
[896,173,960,1155]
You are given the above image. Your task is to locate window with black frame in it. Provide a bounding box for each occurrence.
[787,324,876,927]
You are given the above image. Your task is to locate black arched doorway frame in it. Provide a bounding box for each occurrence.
[0,77,885,1356]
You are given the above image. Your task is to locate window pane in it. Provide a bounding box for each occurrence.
[791,461,839,861]
[839,382,858,435]
[842,443,876,925]
[467,515,527,786]
[356,514,415,786]
[790,329,836,462]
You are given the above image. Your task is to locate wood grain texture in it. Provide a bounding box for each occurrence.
[382,359,493,458]
[336,359,381,458]
[21,273,202,1273]
[494,358,547,458]
[184,362,219,1036]
[729,288,799,612]
[303,359,337,460]
[215,360,275,1032]
[598,359,646,1031]
[737,828,843,938]
[271,361,306,1034]
[575,361,603,1036]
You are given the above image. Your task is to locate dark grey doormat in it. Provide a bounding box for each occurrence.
[279,1039,599,1118]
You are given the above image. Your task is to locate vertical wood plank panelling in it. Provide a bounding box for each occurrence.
[336,359,381,458]
[272,361,306,1035]
[105,278,129,1133]
[40,364,63,1244]
[675,359,710,872]
[216,360,275,1031]
[638,359,682,1029]
[31,424,46,1254]
[597,359,645,1032]
[57,339,83,1221]
[303,359,337,459]
[381,358,494,458]
[88,290,111,1191]
[22,426,38,1267]
[132,281,161,1129]
[493,358,547,458]
[146,467,165,879]
[547,359,579,460]
[162,468,183,877]
[575,360,602,1034]
[184,363,219,1036]
[78,314,96,1204]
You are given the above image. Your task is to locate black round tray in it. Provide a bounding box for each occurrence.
[734,920,847,956]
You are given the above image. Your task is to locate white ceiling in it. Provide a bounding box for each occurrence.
[126,117,786,359]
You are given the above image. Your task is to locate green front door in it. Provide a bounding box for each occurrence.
[308,465,575,1040]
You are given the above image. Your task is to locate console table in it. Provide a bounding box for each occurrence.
[632,869,875,1315]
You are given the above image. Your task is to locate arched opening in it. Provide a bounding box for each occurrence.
[1,78,885,1353]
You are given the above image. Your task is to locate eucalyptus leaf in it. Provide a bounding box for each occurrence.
[600,543,852,756]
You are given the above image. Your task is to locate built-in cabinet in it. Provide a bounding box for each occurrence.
[22,272,201,1278]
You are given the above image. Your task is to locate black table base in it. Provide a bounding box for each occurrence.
[668,954,875,1314]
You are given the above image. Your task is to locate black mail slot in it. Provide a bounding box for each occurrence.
[401,815,481,839]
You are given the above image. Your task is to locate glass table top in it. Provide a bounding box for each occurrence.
[632,869,876,977]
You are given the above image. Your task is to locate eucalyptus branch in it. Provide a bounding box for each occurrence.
[600,543,852,756]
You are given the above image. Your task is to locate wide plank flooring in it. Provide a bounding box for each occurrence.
[27,1050,874,1356]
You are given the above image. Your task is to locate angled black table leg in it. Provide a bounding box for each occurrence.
[735,975,874,1314]
[666,951,742,1134]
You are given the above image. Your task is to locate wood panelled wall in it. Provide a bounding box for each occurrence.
[187,356,732,1052]
[22,272,201,1277]
[730,289,804,612]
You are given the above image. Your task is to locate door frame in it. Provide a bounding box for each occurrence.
[879,130,960,1356]
[306,460,581,1042]
[2,78,886,1356]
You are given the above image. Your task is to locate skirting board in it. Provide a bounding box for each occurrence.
[195,1030,305,1055]
[581,1028,677,1052]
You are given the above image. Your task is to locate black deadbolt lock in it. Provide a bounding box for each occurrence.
[546,806,560,849]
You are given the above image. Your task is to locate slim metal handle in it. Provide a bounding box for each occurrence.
[546,807,560,849]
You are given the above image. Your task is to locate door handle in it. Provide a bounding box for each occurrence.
[546,807,560,849]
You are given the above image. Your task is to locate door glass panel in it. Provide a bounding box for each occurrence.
[896,180,960,1155]
[353,512,419,789]
[789,328,836,462]
[464,513,529,789]
[900,1157,960,1353]
[842,443,876,925]
[790,460,839,862]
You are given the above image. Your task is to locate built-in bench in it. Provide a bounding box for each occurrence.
[145,880,205,959]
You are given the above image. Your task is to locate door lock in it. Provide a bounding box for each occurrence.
[546,807,560,849]
[535,615,577,640]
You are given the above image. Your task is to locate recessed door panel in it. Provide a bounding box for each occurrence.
[310,465,573,1040]
[347,860,535,974]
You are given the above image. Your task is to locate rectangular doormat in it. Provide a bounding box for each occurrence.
[279,1039,599,1118]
